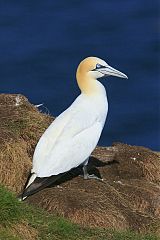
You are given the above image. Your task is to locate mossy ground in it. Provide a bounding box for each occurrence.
[0,185,159,240]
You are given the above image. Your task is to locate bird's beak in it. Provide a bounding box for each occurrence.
[99,65,128,79]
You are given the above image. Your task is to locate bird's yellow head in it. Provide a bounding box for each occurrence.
[76,56,128,95]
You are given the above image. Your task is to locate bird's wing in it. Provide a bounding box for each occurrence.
[32,107,72,164]
[32,97,104,177]
[34,120,102,177]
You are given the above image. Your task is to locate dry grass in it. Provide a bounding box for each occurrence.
[0,140,31,193]
[10,221,38,240]
[0,94,53,193]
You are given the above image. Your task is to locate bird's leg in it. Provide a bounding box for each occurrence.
[82,159,103,181]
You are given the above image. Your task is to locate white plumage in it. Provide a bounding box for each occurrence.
[33,88,108,177]
[21,56,127,199]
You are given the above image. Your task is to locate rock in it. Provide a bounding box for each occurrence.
[0,94,159,234]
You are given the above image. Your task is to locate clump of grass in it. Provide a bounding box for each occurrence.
[106,229,159,240]
[0,228,20,240]
[5,119,28,137]
[0,185,24,225]
[0,94,53,194]
[0,185,159,240]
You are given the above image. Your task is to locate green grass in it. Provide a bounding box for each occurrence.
[0,186,24,225]
[0,185,159,240]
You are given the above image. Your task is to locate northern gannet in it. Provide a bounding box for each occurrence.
[21,56,128,200]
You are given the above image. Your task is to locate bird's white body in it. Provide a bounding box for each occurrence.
[22,56,128,199]
[32,81,108,177]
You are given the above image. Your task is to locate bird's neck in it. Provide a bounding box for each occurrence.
[76,72,106,96]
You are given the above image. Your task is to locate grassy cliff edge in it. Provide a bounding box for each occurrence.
[0,94,159,239]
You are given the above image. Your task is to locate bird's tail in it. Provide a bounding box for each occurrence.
[19,172,65,201]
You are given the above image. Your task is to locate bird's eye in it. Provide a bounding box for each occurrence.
[96,64,102,69]
[91,63,105,71]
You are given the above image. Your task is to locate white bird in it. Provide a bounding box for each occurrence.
[21,56,128,200]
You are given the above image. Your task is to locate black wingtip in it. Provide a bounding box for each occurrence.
[17,193,26,201]
[20,173,66,199]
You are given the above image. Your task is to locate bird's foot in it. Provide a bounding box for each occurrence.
[81,165,103,181]
[83,173,103,181]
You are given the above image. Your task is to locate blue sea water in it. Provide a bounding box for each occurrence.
[0,1,159,150]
